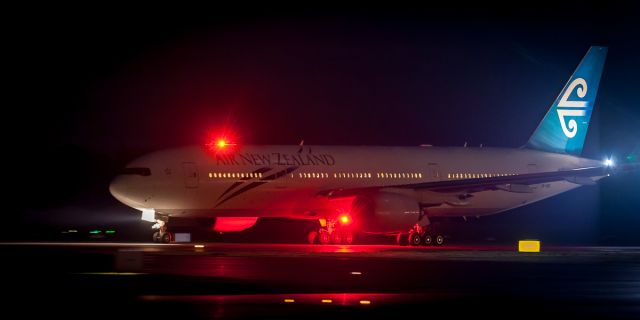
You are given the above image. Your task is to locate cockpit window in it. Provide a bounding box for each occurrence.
[119,167,151,176]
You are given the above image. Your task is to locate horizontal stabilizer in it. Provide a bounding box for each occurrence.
[496,184,534,193]
[565,176,596,186]
[444,199,471,206]
[444,193,473,206]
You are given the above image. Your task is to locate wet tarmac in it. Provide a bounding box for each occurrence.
[1,242,639,319]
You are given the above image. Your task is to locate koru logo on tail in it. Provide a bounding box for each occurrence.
[557,78,588,138]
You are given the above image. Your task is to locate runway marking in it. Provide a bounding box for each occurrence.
[140,293,421,305]
[76,272,145,276]
[0,242,181,247]
[3,242,640,264]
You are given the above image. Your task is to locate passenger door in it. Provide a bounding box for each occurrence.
[427,163,441,180]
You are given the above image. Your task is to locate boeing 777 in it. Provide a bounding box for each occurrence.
[110,46,624,245]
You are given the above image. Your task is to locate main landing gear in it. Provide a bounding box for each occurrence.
[396,224,445,246]
[308,218,355,245]
[152,219,173,243]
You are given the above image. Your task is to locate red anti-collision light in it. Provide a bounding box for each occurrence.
[206,137,237,153]
[207,138,235,149]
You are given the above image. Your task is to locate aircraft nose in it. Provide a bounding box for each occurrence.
[109,170,153,208]
[109,176,130,205]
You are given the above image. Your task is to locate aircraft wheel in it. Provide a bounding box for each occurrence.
[331,231,343,244]
[423,234,433,246]
[307,231,318,244]
[161,232,172,243]
[318,231,331,245]
[343,231,354,245]
[435,235,445,246]
[409,232,422,246]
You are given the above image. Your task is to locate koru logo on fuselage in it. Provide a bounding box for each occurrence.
[557,78,588,138]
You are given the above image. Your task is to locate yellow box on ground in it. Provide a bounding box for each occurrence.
[518,240,541,253]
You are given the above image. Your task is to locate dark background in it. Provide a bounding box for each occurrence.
[5,3,639,244]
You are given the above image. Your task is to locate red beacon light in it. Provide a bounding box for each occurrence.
[206,137,237,153]
[339,214,351,225]
[217,139,227,148]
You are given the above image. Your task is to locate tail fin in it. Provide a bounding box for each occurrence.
[526,46,607,155]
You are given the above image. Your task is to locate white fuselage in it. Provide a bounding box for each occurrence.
[109,145,604,223]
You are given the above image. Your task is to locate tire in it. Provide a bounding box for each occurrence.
[343,231,354,245]
[153,232,160,243]
[307,231,318,244]
[161,232,172,243]
[331,232,343,244]
[410,232,422,246]
[435,235,445,246]
[318,231,331,245]
[423,234,433,246]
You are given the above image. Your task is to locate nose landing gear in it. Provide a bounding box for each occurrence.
[152,219,173,243]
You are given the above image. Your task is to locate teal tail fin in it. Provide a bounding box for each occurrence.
[526,46,607,155]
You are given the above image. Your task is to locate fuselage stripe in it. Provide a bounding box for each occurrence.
[215,166,299,207]
[215,166,272,200]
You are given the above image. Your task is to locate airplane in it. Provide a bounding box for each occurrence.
[110,46,624,245]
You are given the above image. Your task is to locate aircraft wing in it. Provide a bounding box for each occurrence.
[317,166,610,198]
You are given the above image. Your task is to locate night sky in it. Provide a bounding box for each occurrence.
[6,3,639,243]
